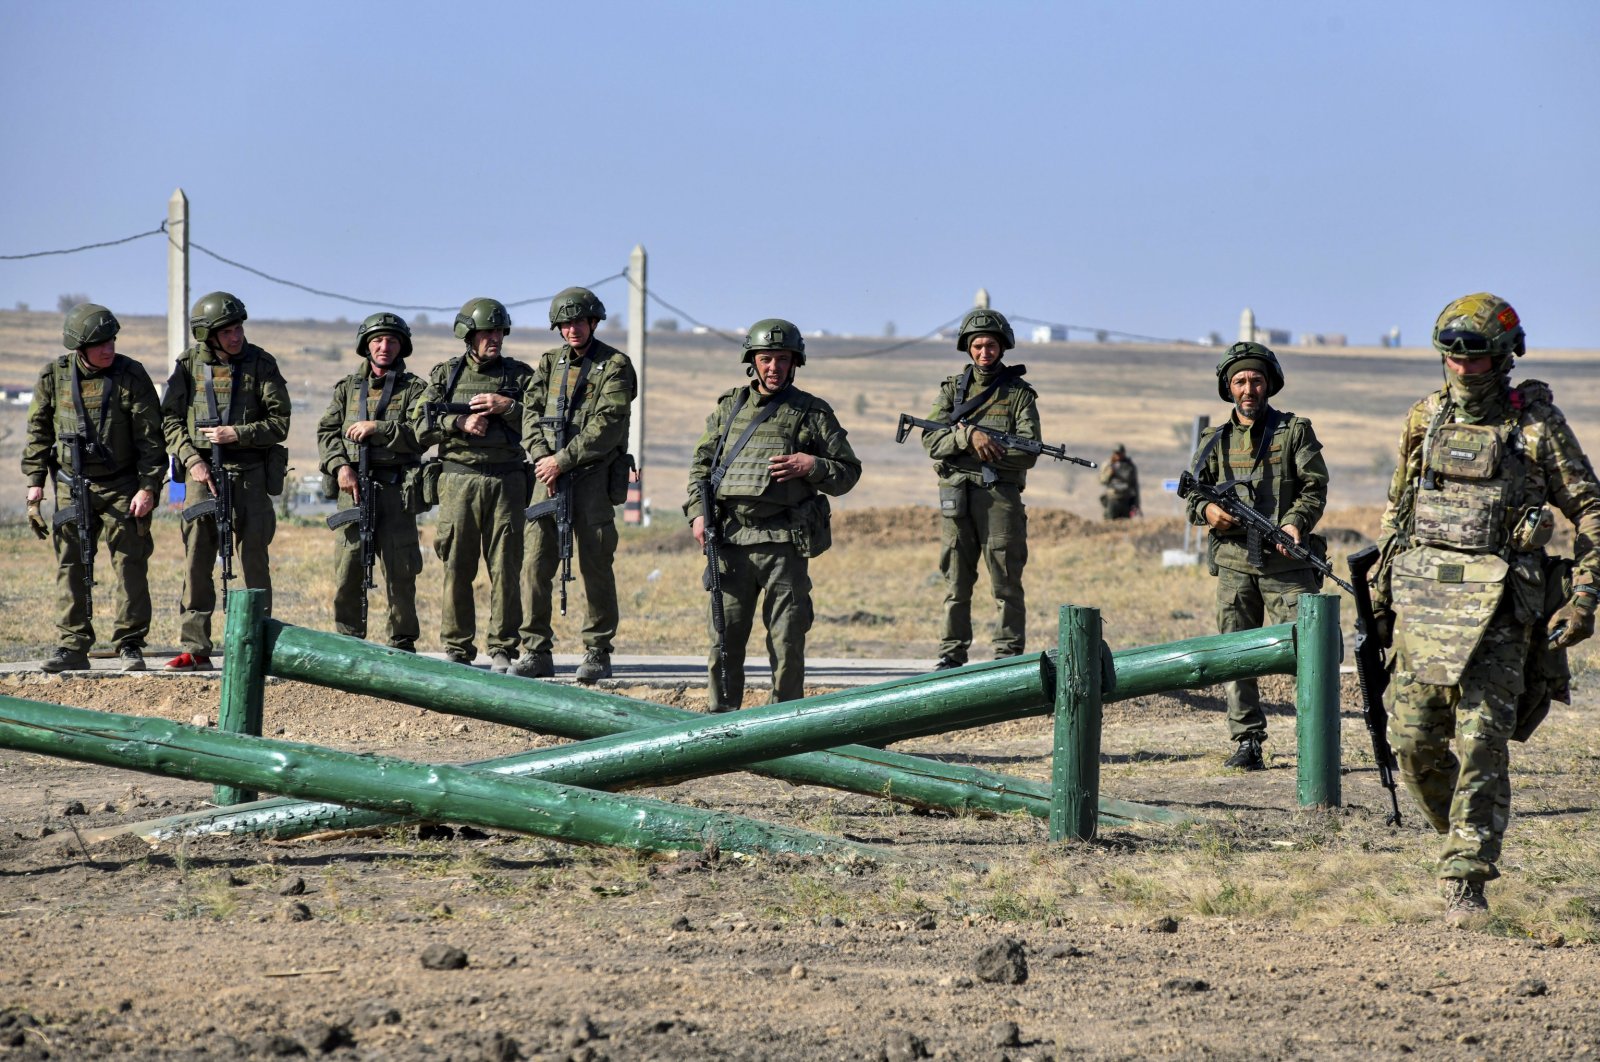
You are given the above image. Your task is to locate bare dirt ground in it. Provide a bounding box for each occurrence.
[1,662,1597,1061]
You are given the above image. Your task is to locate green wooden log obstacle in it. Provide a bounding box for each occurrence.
[1051,605,1104,842]
[214,590,268,806]
[1294,593,1342,808]
[0,693,899,863]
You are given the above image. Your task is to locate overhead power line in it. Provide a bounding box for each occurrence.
[0,226,166,260]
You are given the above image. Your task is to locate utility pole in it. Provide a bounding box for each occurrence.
[625,244,647,525]
[167,189,189,362]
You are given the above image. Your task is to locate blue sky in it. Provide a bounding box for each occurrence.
[3,0,1597,347]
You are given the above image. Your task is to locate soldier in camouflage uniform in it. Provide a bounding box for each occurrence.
[517,287,637,684]
[1186,342,1329,770]
[1376,293,1599,920]
[686,319,860,710]
[317,313,430,651]
[162,292,292,671]
[1099,444,1140,520]
[920,308,1039,670]
[22,304,165,672]
[416,297,534,671]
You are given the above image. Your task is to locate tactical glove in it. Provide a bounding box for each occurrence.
[26,500,48,540]
[1374,608,1396,651]
[1547,592,1597,649]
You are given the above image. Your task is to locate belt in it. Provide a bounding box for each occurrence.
[442,460,525,477]
[367,466,412,486]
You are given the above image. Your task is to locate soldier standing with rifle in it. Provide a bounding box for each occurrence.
[416,297,534,671]
[22,304,164,672]
[517,287,637,684]
[1184,341,1329,771]
[318,313,430,652]
[1099,444,1140,520]
[1373,293,1599,920]
[162,292,291,672]
[686,319,860,711]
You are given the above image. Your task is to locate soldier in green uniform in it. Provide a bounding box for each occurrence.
[686,319,860,710]
[920,308,1039,670]
[162,292,292,671]
[22,304,165,672]
[1186,342,1329,770]
[317,313,430,651]
[417,297,534,671]
[1099,444,1140,520]
[1376,293,1599,919]
[517,287,637,684]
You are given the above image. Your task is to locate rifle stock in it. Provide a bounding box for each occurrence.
[696,478,730,708]
[57,431,97,618]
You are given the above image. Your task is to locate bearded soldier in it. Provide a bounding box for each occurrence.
[1376,293,1599,920]
[22,304,164,672]
[517,286,637,684]
[920,308,1038,670]
[162,292,292,671]
[1186,342,1329,770]
[1099,444,1140,520]
[416,298,534,671]
[686,319,860,710]
[317,313,430,651]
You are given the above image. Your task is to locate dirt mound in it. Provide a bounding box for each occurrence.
[832,505,1152,548]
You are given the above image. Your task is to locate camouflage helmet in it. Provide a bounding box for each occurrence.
[61,303,120,349]
[1215,341,1285,401]
[957,308,1015,352]
[1432,292,1525,361]
[189,291,248,343]
[742,318,806,366]
[548,287,607,329]
[453,297,512,341]
[356,311,412,359]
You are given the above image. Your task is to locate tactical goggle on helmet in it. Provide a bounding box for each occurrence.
[1432,292,1525,360]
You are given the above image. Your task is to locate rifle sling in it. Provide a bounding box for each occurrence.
[69,357,116,463]
[707,384,787,492]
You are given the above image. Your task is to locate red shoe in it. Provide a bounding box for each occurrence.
[164,652,213,672]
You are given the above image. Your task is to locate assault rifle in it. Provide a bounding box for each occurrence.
[895,413,1098,485]
[523,412,575,616]
[1347,545,1403,826]
[180,417,235,597]
[422,400,474,434]
[325,441,377,633]
[695,477,731,709]
[52,430,101,619]
[1176,471,1355,595]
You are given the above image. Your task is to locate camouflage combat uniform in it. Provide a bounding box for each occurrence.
[162,341,292,653]
[416,352,534,661]
[685,381,860,709]
[521,338,636,659]
[1380,380,1600,885]
[1099,454,1139,520]
[922,365,1039,664]
[317,362,429,649]
[1187,408,1329,741]
[22,352,165,654]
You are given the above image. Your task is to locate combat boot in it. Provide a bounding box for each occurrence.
[118,645,147,672]
[575,648,612,686]
[41,648,90,673]
[445,649,474,666]
[1224,735,1265,771]
[512,651,555,679]
[489,651,514,674]
[1441,879,1489,922]
[934,656,963,671]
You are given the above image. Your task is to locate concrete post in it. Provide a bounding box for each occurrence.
[625,244,647,525]
[1181,414,1209,554]
[1294,593,1342,808]
[1051,606,1104,841]
[974,287,990,309]
[166,189,188,362]
[1238,307,1256,344]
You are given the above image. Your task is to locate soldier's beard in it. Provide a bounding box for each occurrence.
[1445,365,1511,423]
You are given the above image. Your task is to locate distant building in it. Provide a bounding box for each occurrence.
[1031,324,1067,343]
[1298,333,1348,347]
[1237,308,1288,347]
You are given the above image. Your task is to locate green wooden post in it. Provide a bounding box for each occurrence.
[1295,593,1341,808]
[214,588,268,806]
[1050,606,1103,841]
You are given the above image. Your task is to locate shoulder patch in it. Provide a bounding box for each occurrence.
[1512,379,1554,413]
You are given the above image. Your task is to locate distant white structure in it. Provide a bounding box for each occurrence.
[1298,333,1348,347]
[1031,324,1067,343]
[974,287,990,310]
[1238,308,1257,343]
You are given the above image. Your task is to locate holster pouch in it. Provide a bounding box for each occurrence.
[938,483,968,520]
[402,463,431,515]
[320,472,340,502]
[1391,545,1508,686]
[608,453,635,506]
[265,444,291,496]
[420,459,442,508]
[1514,553,1573,742]
[792,493,833,559]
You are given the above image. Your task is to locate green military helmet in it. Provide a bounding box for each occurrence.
[1112,443,1127,456]
[356,311,412,359]
[61,303,120,349]
[189,291,248,343]
[1214,341,1285,401]
[956,308,1016,352]
[742,318,807,366]
[453,297,512,341]
[1432,292,1525,361]
[548,286,607,329]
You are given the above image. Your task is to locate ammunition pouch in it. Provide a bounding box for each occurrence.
[1391,545,1508,686]
[420,458,442,508]
[791,493,833,559]
[265,444,290,497]
[938,483,968,520]
[1514,553,1573,743]
[319,472,340,502]
[607,453,635,507]
[402,462,432,515]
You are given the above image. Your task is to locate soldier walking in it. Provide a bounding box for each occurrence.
[919,308,1039,670]
[517,287,637,684]
[1375,293,1599,920]
[1186,342,1329,770]
[317,313,430,651]
[687,319,860,710]
[162,292,292,671]
[1099,444,1140,519]
[417,298,534,671]
[22,304,165,672]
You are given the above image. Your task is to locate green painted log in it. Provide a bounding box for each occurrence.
[0,694,900,862]
[1294,593,1342,808]
[102,623,1296,842]
[1051,606,1104,842]
[215,589,269,806]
